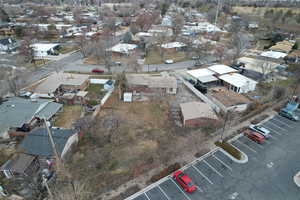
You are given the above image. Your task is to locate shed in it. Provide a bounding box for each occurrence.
[180,101,219,127]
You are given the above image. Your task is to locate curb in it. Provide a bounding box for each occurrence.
[293,171,300,187]
[219,148,248,164]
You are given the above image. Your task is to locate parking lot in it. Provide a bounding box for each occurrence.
[126,110,300,200]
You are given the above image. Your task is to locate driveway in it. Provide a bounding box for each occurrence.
[126,111,300,200]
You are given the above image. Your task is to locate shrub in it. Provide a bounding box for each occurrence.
[215,141,241,160]
[251,114,269,124]
[149,163,181,183]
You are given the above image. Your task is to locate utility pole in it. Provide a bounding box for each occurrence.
[43,175,54,200]
[214,0,222,30]
[43,118,62,168]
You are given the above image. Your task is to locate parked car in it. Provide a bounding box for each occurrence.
[244,129,265,144]
[279,108,299,121]
[248,125,270,139]
[91,69,104,73]
[165,59,174,64]
[173,170,197,193]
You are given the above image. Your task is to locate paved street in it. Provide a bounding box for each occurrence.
[126,111,300,200]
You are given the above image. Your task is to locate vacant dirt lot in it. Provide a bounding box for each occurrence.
[68,92,217,197]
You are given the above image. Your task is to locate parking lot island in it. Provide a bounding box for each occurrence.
[294,171,300,187]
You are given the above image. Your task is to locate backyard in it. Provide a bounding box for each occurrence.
[54,105,82,128]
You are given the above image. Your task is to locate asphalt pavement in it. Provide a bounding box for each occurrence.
[126,111,300,200]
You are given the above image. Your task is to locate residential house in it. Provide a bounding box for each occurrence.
[0,154,39,179]
[207,64,238,76]
[19,128,79,160]
[109,43,138,56]
[219,73,257,93]
[126,74,177,95]
[187,68,218,85]
[260,51,287,59]
[180,101,219,127]
[269,40,295,53]
[31,43,61,57]
[0,97,63,138]
[0,37,17,52]
[33,72,90,96]
[161,42,186,53]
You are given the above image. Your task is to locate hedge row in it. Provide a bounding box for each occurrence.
[149,163,181,183]
[215,141,241,160]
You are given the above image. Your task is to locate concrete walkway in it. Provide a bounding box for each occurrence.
[293,171,300,187]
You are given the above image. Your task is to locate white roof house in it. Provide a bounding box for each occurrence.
[109,43,137,55]
[208,64,237,75]
[161,42,186,49]
[31,43,60,57]
[260,51,287,59]
[187,68,218,83]
[219,73,257,93]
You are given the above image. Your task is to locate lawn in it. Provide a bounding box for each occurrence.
[54,105,82,128]
[86,84,106,105]
[144,50,188,65]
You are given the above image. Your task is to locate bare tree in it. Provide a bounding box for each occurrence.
[155,34,169,62]
[127,55,141,73]
[172,14,184,39]
[76,32,92,58]
[257,61,272,80]
[18,36,35,64]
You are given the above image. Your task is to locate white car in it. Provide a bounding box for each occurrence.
[249,124,270,139]
[165,59,174,64]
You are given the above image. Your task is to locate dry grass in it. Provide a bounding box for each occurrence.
[144,50,188,65]
[54,105,82,128]
[84,55,132,65]
[233,6,300,16]
[68,93,212,196]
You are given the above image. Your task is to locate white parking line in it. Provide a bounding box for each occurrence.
[203,160,224,177]
[268,134,278,140]
[235,140,257,153]
[271,118,294,128]
[242,137,264,149]
[196,186,204,193]
[192,165,213,185]
[212,154,232,171]
[263,125,283,136]
[158,185,171,200]
[144,192,151,200]
[170,178,192,200]
[267,121,287,131]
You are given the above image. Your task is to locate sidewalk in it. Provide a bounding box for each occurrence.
[96,108,278,200]
[293,171,300,187]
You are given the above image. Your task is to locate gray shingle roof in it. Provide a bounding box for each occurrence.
[19,128,77,157]
[0,97,62,136]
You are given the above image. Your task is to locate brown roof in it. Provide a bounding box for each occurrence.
[269,40,295,53]
[209,87,251,107]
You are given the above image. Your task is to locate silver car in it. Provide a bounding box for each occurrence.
[249,124,270,139]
